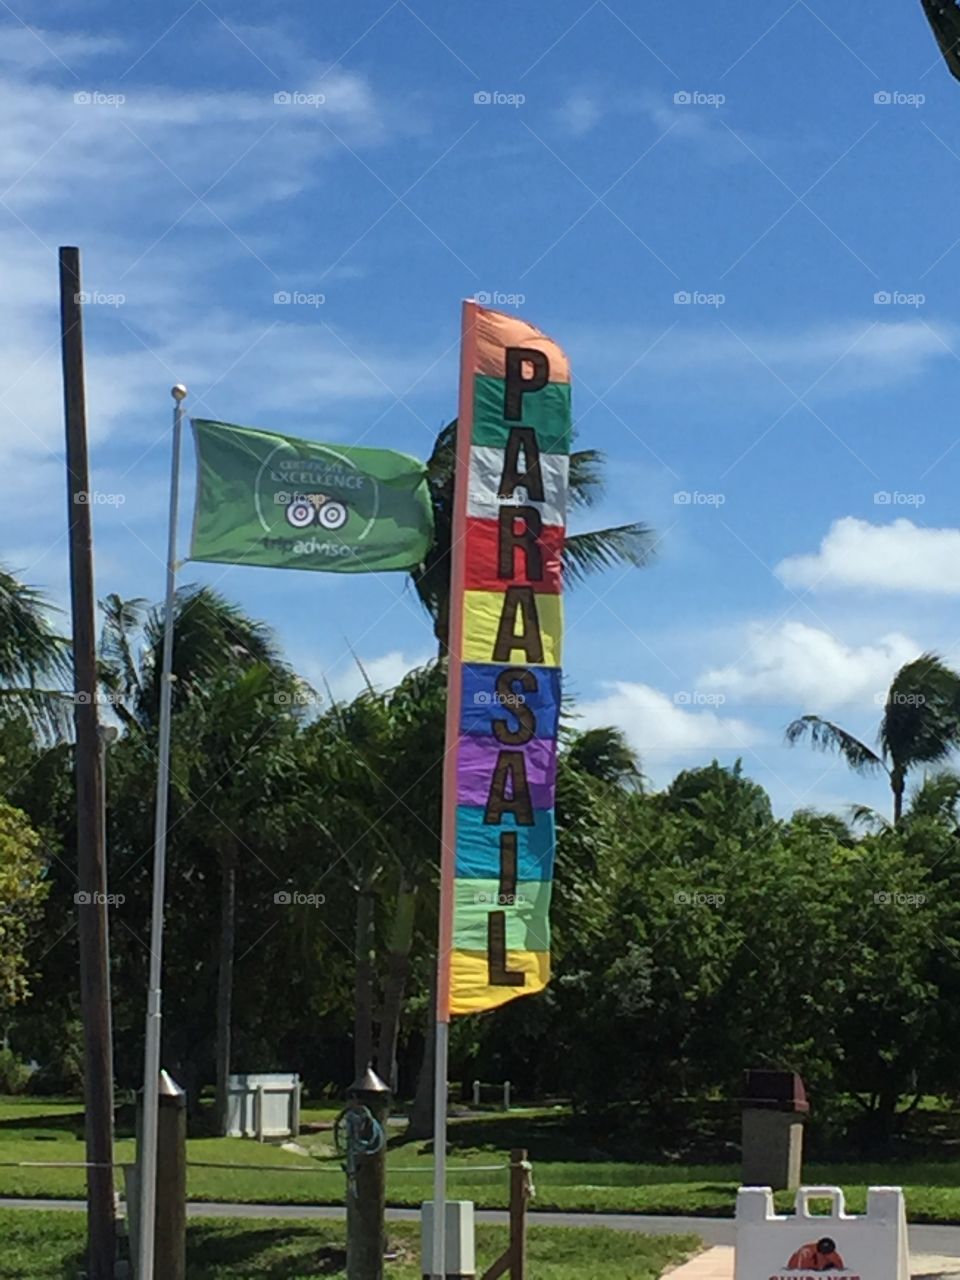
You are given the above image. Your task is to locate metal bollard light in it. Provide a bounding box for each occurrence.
[339,1066,391,1280]
[130,1070,186,1280]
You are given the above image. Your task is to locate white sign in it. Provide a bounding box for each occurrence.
[735,1186,908,1280]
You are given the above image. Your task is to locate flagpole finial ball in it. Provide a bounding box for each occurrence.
[171,384,188,401]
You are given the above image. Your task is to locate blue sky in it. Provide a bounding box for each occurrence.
[4,0,960,818]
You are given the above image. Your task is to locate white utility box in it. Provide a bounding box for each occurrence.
[225,1072,301,1139]
[735,1185,908,1280]
[420,1200,476,1278]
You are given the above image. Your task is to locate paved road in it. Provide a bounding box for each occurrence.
[4,1198,960,1256]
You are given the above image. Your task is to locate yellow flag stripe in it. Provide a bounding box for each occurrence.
[449,949,551,1015]
[461,590,563,667]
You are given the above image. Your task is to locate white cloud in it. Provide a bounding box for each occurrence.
[0,27,125,71]
[777,517,960,595]
[700,621,920,709]
[572,321,953,399]
[297,648,434,706]
[555,91,603,137]
[578,680,763,760]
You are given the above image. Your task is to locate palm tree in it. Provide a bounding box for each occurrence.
[175,663,301,1134]
[99,585,301,1133]
[786,653,960,823]
[99,586,286,728]
[409,422,657,649]
[0,564,70,739]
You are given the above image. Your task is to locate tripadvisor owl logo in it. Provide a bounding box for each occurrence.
[253,445,379,545]
[282,493,349,531]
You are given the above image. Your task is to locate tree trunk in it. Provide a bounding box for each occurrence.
[376,877,418,1092]
[407,959,437,1140]
[892,765,905,825]
[215,840,238,1137]
[354,886,377,1077]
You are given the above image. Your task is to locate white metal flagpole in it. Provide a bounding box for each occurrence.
[138,383,187,1280]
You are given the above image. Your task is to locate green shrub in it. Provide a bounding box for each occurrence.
[0,1046,31,1094]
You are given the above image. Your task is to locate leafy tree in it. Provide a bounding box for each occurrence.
[786,653,960,822]
[565,726,644,790]
[0,801,49,1011]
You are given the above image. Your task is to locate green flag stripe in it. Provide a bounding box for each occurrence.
[452,877,553,953]
[472,376,572,455]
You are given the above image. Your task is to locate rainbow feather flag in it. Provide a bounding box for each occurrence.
[439,303,570,1017]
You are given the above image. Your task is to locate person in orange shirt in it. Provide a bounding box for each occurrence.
[787,1237,845,1270]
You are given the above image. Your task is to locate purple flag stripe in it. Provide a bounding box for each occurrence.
[456,735,557,812]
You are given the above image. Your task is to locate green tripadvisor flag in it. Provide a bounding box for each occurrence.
[190,420,433,573]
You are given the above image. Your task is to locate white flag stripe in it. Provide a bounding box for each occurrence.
[466,445,568,527]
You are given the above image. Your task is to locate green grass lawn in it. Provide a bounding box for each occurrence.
[4,1096,960,1222]
[0,1209,698,1279]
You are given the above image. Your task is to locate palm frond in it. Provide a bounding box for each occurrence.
[921,0,960,83]
[99,593,147,708]
[0,566,70,689]
[139,584,288,721]
[0,687,75,743]
[785,715,887,775]
[568,449,604,509]
[908,769,960,823]
[880,651,960,770]
[849,803,890,833]
[563,523,657,586]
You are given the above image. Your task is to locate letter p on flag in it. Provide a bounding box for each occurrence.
[504,347,550,420]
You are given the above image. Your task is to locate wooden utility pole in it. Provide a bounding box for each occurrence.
[59,245,116,1280]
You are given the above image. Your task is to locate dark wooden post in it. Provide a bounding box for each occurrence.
[509,1149,528,1280]
[59,245,116,1280]
[480,1150,529,1280]
[155,1071,187,1280]
[346,1066,391,1280]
